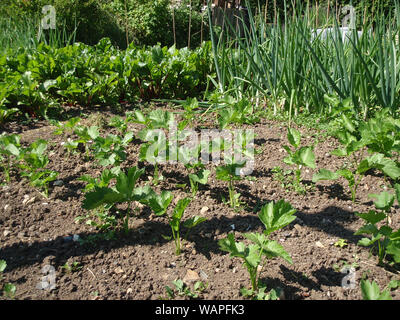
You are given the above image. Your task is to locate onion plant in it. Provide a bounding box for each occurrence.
[207,0,400,121]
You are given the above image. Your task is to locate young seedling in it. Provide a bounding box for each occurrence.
[82,166,147,234]
[167,198,192,255]
[0,133,22,182]
[19,139,58,198]
[216,161,246,208]
[52,117,81,135]
[72,125,100,159]
[334,239,348,248]
[354,190,400,265]
[62,262,83,273]
[178,145,210,196]
[0,260,16,300]
[178,97,199,130]
[282,127,316,193]
[360,279,400,300]
[219,200,296,298]
[108,115,129,134]
[313,114,400,202]
[165,279,207,299]
[78,168,119,193]
[91,132,134,167]
[217,97,259,129]
[145,194,206,255]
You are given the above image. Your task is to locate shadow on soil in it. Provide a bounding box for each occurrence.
[1,203,362,274]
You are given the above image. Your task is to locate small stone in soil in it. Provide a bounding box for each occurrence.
[3,230,11,237]
[53,180,64,187]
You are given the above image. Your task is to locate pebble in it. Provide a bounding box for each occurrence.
[114,267,124,274]
[17,231,27,239]
[293,224,303,232]
[200,206,209,214]
[72,235,80,242]
[315,241,325,248]
[199,270,208,280]
[4,204,10,211]
[22,195,36,206]
[3,230,11,237]
[53,180,64,187]
[183,269,200,283]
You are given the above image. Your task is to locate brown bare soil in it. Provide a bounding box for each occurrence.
[1,106,399,300]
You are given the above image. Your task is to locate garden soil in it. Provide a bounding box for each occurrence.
[1,105,399,300]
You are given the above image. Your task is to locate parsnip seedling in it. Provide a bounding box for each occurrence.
[216,161,246,208]
[219,200,296,297]
[0,133,22,182]
[283,127,315,193]
[355,190,400,265]
[360,279,399,300]
[19,139,58,197]
[145,194,205,255]
[82,166,147,233]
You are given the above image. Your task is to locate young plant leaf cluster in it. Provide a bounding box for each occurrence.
[219,200,296,298]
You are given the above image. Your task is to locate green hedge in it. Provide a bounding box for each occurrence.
[0,0,209,49]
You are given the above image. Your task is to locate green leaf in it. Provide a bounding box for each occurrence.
[258,200,297,236]
[354,223,379,236]
[261,239,293,264]
[387,280,400,290]
[341,114,356,133]
[189,169,210,185]
[183,216,207,229]
[0,260,6,273]
[395,184,400,203]
[244,244,262,269]
[312,169,340,183]
[170,198,191,231]
[298,147,316,169]
[366,153,400,179]
[360,279,392,300]
[287,128,301,148]
[358,237,379,247]
[216,162,245,181]
[147,190,173,216]
[386,241,400,263]
[219,233,247,259]
[115,167,145,200]
[3,144,20,157]
[369,191,394,212]
[82,187,123,210]
[243,233,292,264]
[355,211,387,225]
[87,126,99,140]
[3,283,16,298]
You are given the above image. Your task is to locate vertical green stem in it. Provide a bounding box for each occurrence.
[229,178,235,208]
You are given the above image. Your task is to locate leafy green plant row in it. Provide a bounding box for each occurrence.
[0,38,215,123]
